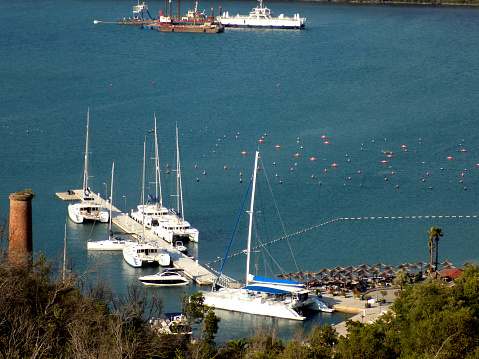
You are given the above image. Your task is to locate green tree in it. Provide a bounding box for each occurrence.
[393,269,410,290]
[224,337,248,358]
[427,227,443,270]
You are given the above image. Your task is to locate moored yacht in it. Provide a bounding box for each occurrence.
[68,109,109,224]
[139,268,190,286]
[123,242,171,267]
[203,151,325,320]
[217,0,305,29]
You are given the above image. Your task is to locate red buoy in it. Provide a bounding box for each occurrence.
[461,149,467,152]
[447,157,454,160]
[275,145,281,149]
[321,135,327,139]
[387,155,393,158]
[310,157,316,161]
[324,141,330,145]
[258,139,264,143]
[294,153,301,157]
[331,163,338,167]
[241,151,247,155]
[381,160,388,163]
[224,166,227,170]
[401,145,407,148]
[358,170,361,174]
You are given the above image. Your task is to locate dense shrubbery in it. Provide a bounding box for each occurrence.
[3,232,479,359]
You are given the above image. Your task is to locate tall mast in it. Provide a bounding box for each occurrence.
[245,151,259,286]
[62,222,67,281]
[109,162,114,240]
[176,124,184,221]
[141,141,146,242]
[154,114,163,207]
[83,108,90,195]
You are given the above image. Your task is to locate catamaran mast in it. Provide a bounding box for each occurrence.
[154,115,163,208]
[109,162,114,240]
[83,108,90,195]
[245,151,259,286]
[141,141,146,242]
[175,124,184,221]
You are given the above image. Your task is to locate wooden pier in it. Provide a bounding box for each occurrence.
[56,189,216,285]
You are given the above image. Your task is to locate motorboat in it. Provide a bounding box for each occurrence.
[203,151,326,320]
[216,0,305,29]
[68,109,109,224]
[123,242,171,267]
[175,240,187,253]
[139,268,190,286]
[150,313,192,335]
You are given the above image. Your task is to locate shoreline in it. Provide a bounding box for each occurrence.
[269,0,479,7]
[319,287,400,337]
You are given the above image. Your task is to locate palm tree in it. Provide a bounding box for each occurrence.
[226,338,248,358]
[427,227,443,271]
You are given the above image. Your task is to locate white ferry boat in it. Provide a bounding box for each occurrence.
[217,0,305,29]
[123,242,171,267]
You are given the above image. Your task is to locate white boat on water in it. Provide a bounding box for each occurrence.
[68,109,109,224]
[217,0,305,29]
[131,116,169,227]
[123,242,171,267]
[139,268,190,286]
[203,151,326,320]
[87,163,136,250]
[151,125,199,243]
[175,240,187,253]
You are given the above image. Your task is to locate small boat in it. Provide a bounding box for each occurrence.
[217,0,305,29]
[139,268,190,286]
[68,109,109,224]
[150,313,192,334]
[175,240,187,252]
[142,10,224,33]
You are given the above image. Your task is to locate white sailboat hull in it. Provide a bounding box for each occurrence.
[203,288,306,320]
[68,202,109,224]
[122,243,171,268]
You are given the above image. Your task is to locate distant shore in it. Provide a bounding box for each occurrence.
[271,0,479,6]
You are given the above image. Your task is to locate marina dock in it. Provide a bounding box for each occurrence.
[56,189,216,285]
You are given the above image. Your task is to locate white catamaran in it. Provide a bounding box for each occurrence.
[151,125,199,243]
[203,151,325,320]
[68,109,109,224]
[217,0,306,29]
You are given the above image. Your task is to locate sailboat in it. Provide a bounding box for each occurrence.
[87,162,136,250]
[130,115,169,228]
[203,151,325,320]
[68,109,109,224]
[123,141,171,267]
[151,125,199,243]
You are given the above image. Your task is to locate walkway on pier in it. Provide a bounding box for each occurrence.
[56,189,216,286]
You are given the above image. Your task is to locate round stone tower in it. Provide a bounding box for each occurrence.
[9,192,34,268]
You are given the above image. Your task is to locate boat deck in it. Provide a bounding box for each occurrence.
[56,189,215,285]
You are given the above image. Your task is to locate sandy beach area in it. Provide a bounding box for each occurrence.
[319,287,400,337]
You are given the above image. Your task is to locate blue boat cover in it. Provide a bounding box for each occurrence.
[243,285,290,294]
[253,276,303,287]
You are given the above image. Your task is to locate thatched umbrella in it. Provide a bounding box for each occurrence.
[384,265,394,271]
[358,264,371,270]
[409,263,420,274]
[396,263,407,270]
[374,262,385,271]
[304,270,314,280]
[441,260,454,268]
[321,275,331,285]
[296,270,305,278]
[285,272,294,280]
[345,265,356,272]
[275,273,287,279]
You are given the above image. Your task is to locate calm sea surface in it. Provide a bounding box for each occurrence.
[1,0,479,341]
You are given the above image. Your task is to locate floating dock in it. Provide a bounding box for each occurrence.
[56,189,216,285]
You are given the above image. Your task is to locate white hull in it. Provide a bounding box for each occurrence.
[87,238,135,251]
[203,288,306,320]
[122,242,171,268]
[68,202,109,224]
[151,215,199,243]
[218,17,305,29]
[139,269,190,286]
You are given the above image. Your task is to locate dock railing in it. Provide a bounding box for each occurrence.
[217,274,242,289]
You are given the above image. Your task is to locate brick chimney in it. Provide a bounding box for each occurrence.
[9,192,34,268]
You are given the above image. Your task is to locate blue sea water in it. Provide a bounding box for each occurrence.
[1,0,479,342]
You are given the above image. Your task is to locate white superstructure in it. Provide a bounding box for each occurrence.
[68,108,109,224]
[217,0,305,29]
[203,151,325,320]
[123,242,171,267]
[139,268,190,286]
